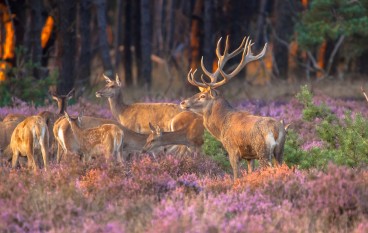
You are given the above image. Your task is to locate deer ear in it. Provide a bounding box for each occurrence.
[149,122,155,132]
[155,125,162,135]
[66,88,75,100]
[103,74,112,83]
[64,112,70,121]
[209,88,219,98]
[115,74,122,87]
[198,87,206,92]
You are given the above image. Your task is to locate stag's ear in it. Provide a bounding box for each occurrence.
[115,74,122,87]
[209,88,219,98]
[198,87,206,92]
[103,74,112,83]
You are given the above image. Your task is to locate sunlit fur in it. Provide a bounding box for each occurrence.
[10,116,49,171]
[181,89,286,181]
[95,75,203,135]
[64,113,124,163]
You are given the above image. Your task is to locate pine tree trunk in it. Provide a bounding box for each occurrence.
[273,0,296,80]
[189,0,203,71]
[78,0,92,86]
[123,0,133,86]
[93,0,113,77]
[139,0,152,89]
[57,0,77,94]
[132,0,141,84]
[114,0,123,78]
[203,0,214,71]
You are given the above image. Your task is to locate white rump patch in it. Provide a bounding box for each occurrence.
[266,132,276,162]
[58,128,67,151]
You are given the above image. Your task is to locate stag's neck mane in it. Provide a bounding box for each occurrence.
[108,89,127,120]
[203,97,234,140]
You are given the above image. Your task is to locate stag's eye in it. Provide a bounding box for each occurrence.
[200,94,206,99]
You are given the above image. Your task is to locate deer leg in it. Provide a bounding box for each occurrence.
[247,159,253,173]
[11,149,20,169]
[40,141,48,171]
[229,153,239,181]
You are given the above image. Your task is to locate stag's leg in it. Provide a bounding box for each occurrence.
[229,153,239,181]
[247,159,253,173]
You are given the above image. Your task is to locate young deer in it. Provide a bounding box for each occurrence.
[180,36,286,181]
[10,116,49,171]
[143,117,204,154]
[64,112,124,163]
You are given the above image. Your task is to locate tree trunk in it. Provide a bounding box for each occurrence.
[114,0,123,78]
[123,0,133,86]
[57,0,77,94]
[189,0,203,71]
[93,0,113,77]
[165,0,175,53]
[132,0,141,84]
[22,0,43,79]
[139,0,152,89]
[273,0,296,80]
[77,0,92,86]
[203,0,214,71]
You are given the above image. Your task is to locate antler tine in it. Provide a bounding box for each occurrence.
[187,69,208,89]
[219,40,267,80]
[202,36,249,85]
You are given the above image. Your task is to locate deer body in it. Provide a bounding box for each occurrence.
[64,113,124,162]
[54,115,153,162]
[96,75,183,133]
[10,116,49,171]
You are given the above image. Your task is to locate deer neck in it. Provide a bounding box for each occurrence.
[57,101,67,115]
[202,98,233,140]
[68,121,85,147]
[108,90,127,120]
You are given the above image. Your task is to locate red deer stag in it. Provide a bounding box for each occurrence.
[180,36,286,181]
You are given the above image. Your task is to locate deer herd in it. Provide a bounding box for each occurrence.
[0,36,289,181]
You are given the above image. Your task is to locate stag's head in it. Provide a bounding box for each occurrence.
[142,123,163,153]
[180,36,267,114]
[95,74,122,98]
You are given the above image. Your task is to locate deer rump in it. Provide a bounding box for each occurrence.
[219,113,285,164]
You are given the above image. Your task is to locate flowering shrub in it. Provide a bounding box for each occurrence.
[1,93,368,232]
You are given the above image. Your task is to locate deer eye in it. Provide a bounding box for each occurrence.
[200,94,206,99]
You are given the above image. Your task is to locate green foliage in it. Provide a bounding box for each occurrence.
[297,0,368,57]
[295,85,334,121]
[293,85,368,169]
[202,130,231,172]
[0,47,57,106]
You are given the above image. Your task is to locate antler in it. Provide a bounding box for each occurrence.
[187,36,267,90]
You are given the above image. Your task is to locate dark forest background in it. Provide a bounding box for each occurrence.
[1,0,368,105]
